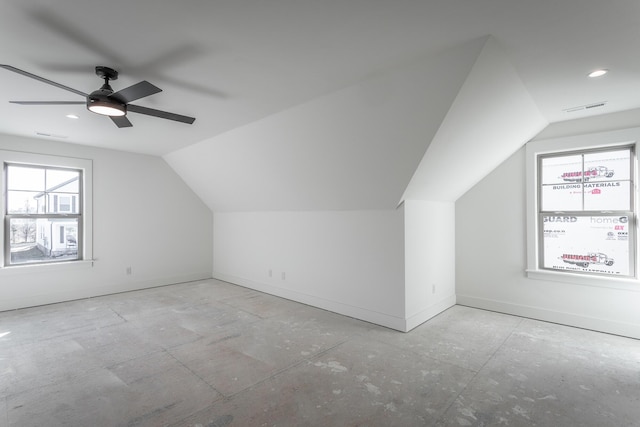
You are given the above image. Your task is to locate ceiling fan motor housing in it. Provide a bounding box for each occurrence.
[87,81,126,116]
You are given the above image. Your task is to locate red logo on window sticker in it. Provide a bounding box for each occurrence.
[560,252,614,267]
[591,188,601,194]
[561,166,615,182]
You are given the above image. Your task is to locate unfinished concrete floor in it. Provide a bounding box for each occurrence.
[1,279,639,426]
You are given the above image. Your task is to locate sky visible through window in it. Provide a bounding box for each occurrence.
[7,165,79,214]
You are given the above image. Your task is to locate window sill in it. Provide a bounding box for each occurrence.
[0,260,94,276]
[526,268,640,291]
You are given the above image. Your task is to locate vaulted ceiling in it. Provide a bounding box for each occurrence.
[1,1,639,157]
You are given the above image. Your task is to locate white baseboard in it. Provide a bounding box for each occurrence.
[90,272,214,298]
[404,294,457,331]
[456,294,640,340]
[213,272,408,332]
[1,272,213,312]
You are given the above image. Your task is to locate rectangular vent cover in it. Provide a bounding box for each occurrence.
[564,101,607,113]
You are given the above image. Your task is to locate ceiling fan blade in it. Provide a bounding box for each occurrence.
[127,104,195,124]
[137,44,207,72]
[37,63,95,74]
[30,8,125,66]
[149,74,228,99]
[110,115,133,128]
[10,101,85,105]
[0,64,87,98]
[111,81,162,104]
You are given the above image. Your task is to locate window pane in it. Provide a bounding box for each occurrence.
[584,181,631,211]
[6,166,44,191]
[583,149,630,182]
[7,191,41,214]
[542,215,630,275]
[6,166,80,214]
[541,155,582,185]
[9,217,79,265]
[46,169,80,192]
[541,183,583,211]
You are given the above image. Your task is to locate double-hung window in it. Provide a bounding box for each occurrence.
[526,127,639,285]
[1,150,92,269]
[538,147,634,277]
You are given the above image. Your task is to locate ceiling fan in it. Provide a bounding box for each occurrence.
[0,64,196,128]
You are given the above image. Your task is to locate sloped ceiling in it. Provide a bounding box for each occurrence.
[402,37,547,203]
[165,38,488,211]
[2,1,640,212]
[1,1,640,156]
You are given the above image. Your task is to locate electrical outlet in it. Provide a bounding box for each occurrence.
[126,266,132,275]
[281,272,286,280]
[269,269,272,277]
[432,284,436,294]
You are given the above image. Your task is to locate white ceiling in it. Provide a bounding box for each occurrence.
[1,0,640,156]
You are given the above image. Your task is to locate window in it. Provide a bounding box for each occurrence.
[538,147,634,277]
[526,127,640,286]
[0,150,92,269]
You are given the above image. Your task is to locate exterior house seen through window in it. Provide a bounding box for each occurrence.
[4,164,82,266]
[538,146,635,277]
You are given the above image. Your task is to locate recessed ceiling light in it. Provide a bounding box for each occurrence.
[66,114,79,119]
[588,69,608,78]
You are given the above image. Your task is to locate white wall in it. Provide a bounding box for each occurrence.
[404,200,456,331]
[456,143,640,339]
[0,134,213,311]
[213,209,406,330]
[395,38,544,332]
[165,38,492,332]
[165,37,486,212]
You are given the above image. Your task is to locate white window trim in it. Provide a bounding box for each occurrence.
[526,127,640,289]
[0,150,93,274]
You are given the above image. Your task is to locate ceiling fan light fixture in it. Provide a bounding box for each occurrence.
[87,91,127,117]
[87,82,126,117]
[87,98,126,116]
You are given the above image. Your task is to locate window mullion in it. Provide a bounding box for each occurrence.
[581,154,585,211]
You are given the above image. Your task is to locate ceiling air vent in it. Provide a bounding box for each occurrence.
[563,101,607,113]
[36,132,68,139]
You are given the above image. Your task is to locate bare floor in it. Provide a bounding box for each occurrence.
[1,279,639,426]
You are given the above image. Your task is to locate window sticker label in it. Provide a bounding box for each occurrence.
[583,181,630,211]
[543,215,630,275]
[541,180,630,211]
[541,154,582,185]
[540,148,632,212]
[540,183,583,211]
[583,149,630,182]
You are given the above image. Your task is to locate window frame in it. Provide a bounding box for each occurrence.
[0,150,92,271]
[537,146,635,277]
[526,127,640,289]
